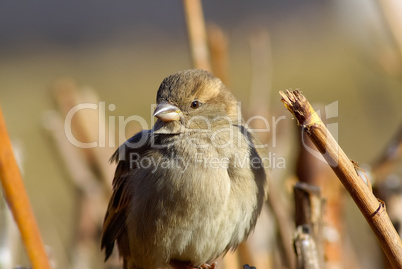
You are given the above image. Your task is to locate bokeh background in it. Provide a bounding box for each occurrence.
[1,1,402,269]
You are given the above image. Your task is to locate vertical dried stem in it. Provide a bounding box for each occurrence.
[293,182,325,268]
[0,107,50,269]
[280,90,402,268]
[182,0,211,71]
[249,30,272,118]
[248,29,296,268]
[43,111,109,268]
[207,23,229,85]
[52,79,115,189]
[293,226,320,269]
[296,132,346,267]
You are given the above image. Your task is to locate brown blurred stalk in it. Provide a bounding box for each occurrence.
[43,111,110,268]
[248,29,296,269]
[0,106,51,269]
[280,90,402,268]
[182,0,211,71]
[52,79,115,189]
[249,30,272,118]
[296,128,346,267]
[207,23,229,85]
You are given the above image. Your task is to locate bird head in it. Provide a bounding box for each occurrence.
[153,69,240,132]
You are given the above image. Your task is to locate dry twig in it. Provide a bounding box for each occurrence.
[280,90,402,268]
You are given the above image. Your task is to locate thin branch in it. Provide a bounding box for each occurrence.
[280,90,402,268]
[0,106,51,269]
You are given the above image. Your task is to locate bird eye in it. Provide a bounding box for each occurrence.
[190,100,200,109]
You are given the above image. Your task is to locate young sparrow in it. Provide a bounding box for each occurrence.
[101,69,268,269]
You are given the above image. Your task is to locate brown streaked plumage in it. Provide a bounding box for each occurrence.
[101,69,268,269]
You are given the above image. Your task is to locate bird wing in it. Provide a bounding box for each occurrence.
[100,130,151,261]
[235,124,269,199]
[250,134,270,199]
[100,164,130,260]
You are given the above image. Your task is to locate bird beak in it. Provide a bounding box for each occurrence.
[153,103,181,122]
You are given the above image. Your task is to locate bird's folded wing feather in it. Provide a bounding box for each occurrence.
[100,130,151,261]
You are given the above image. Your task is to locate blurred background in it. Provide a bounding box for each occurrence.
[1,0,402,268]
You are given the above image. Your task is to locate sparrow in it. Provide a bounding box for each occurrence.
[101,69,268,269]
